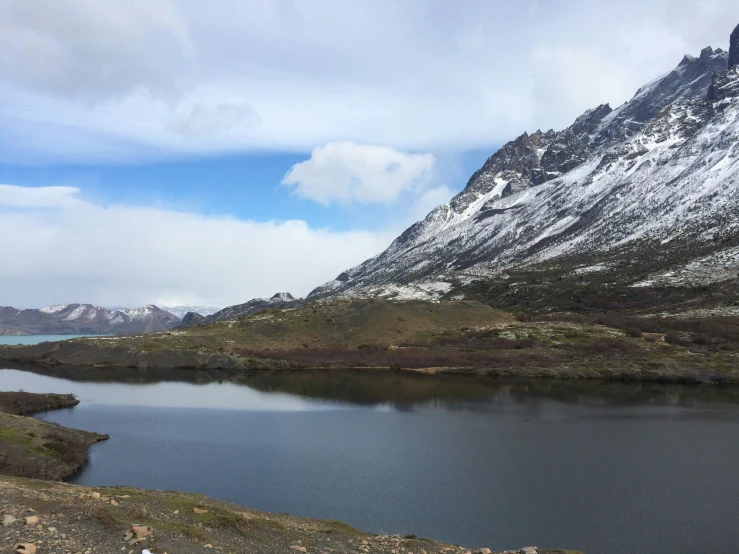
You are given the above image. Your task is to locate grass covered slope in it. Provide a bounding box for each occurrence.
[0,298,737,382]
[0,392,108,480]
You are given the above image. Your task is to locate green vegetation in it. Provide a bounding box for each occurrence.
[1,294,738,383]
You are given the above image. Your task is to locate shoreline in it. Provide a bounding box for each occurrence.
[0,391,108,481]
[2,344,738,385]
[0,476,577,554]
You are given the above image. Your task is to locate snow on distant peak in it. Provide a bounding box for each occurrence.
[63,305,92,321]
[39,305,68,314]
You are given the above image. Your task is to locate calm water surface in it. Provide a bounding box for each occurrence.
[2,367,739,554]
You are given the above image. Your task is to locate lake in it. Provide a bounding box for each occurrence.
[0,335,110,346]
[2,366,739,554]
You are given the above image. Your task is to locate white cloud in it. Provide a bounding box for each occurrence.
[0,185,395,308]
[0,185,83,208]
[2,0,739,163]
[282,142,436,205]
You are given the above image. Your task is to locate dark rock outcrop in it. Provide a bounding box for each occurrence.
[180,312,205,326]
[730,23,739,68]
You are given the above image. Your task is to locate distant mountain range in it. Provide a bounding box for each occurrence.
[0,304,181,336]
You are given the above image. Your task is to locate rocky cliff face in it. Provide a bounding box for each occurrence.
[310,33,739,300]
[730,23,739,69]
[0,304,181,335]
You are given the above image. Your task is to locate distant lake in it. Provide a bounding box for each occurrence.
[2,366,739,554]
[0,335,111,346]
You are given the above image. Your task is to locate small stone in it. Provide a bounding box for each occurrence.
[193,508,208,514]
[15,544,37,554]
[90,492,101,499]
[47,527,57,533]
[132,524,153,539]
[519,548,538,554]
[291,547,307,553]
[203,545,213,549]
[480,549,492,554]
[2,514,17,526]
[25,515,38,525]
[173,510,180,515]
[111,499,119,506]
[123,532,134,541]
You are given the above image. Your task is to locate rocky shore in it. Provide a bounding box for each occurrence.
[0,392,80,416]
[0,476,580,554]
[0,392,108,481]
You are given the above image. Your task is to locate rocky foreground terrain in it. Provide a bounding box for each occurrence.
[0,476,577,554]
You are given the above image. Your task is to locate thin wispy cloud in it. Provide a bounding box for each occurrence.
[1,0,738,164]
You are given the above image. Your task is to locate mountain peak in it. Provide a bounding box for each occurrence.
[730,23,739,68]
[271,292,295,301]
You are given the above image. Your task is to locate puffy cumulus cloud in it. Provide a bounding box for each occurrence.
[0,185,395,308]
[2,0,739,163]
[282,142,436,205]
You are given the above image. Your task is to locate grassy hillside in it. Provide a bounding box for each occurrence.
[1,298,738,382]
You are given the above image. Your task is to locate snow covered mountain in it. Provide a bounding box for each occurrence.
[309,28,739,301]
[0,304,181,336]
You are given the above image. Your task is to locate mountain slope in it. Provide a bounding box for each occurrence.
[179,292,302,327]
[0,304,181,335]
[310,38,739,303]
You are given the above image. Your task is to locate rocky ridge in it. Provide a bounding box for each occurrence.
[180,292,302,327]
[308,27,739,302]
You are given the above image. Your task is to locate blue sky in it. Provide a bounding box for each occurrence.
[1,0,738,309]
[0,149,492,232]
